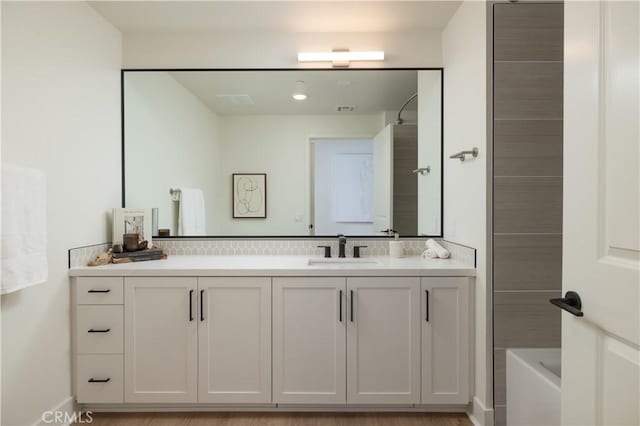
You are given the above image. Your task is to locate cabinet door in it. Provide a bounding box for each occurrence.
[273,277,346,404]
[421,277,469,404]
[198,277,271,403]
[124,277,198,403]
[346,277,421,404]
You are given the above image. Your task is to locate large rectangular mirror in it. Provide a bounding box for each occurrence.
[123,69,442,237]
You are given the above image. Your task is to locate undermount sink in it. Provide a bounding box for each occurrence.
[307,258,381,267]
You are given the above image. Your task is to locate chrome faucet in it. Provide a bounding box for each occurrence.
[337,234,347,258]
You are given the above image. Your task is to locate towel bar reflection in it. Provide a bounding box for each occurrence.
[449,147,479,162]
[170,188,181,201]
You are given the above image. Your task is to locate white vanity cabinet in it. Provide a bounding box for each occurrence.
[272,277,346,404]
[72,265,473,410]
[272,277,423,405]
[122,277,272,404]
[198,277,271,403]
[421,277,470,404]
[124,277,198,403]
[346,277,421,404]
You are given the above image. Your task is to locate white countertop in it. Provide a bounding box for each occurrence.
[69,255,475,277]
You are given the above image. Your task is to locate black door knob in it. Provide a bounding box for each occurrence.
[550,291,584,317]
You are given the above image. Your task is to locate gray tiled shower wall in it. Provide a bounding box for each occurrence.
[491,2,564,424]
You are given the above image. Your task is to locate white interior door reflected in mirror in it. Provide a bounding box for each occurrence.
[373,124,393,235]
[312,139,375,236]
[417,71,442,235]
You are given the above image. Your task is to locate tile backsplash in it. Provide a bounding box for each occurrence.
[69,238,475,268]
[68,242,112,268]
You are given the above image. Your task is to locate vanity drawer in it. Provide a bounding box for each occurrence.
[76,354,123,403]
[77,305,123,354]
[76,277,123,305]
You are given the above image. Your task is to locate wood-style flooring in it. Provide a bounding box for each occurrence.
[80,412,472,426]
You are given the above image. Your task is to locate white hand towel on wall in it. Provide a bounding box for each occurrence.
[177,187,206,235]
[1,164,48,294]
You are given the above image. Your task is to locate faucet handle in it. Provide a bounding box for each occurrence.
[353,246,368,258]
[317,245,332,258]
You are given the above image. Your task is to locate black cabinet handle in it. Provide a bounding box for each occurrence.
[88,378,110,383]
[88,289,110,293]
[339,290,343,322]
[87,328,110,333]
[350,290,354,322]
[425,289,430,322]
[189,289,194,321]
[200,289,205,321]
[550,291,584,317]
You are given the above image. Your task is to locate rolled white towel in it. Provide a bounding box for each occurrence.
[426,239,450,259]
[422,248,439,259]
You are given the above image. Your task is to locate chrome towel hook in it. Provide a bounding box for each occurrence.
[449,147,479,162]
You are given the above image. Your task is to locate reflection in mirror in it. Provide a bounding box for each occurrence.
[124,70,442,237]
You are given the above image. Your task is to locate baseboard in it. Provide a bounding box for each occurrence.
[81,403,469,413]
[34,396,77,426]
[467,396,494,426]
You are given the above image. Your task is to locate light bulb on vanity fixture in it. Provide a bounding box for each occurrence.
[292,80,307,101]
[297,49,385,67]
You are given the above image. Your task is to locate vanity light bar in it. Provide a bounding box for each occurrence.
[297,50,385,63]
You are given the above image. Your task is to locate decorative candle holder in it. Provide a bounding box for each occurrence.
[123,233,140,252]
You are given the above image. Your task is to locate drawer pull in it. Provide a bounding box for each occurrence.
[88,289,111,293]
[88,378,110,383]
[87,328,110,333]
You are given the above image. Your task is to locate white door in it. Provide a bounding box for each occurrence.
[421,277,469,404]
[124,277,198,403]
[563,1,640,425]
[272,277,346,404]
[346,277,421,404]
[417,71,443,235]
[198,277,271,403]
[312,138,375,236]
[373,124,394,233]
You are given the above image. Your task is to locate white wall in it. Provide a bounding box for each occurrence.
[1,3,122,425]
[441,1,490,423]
[125,72,222,235]
[217,114,381,235]
[123,30,442,69]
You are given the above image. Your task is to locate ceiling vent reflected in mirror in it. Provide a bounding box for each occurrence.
[215,94,254,105]
[336,105,356,112]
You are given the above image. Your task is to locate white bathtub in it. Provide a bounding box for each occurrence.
[507,348,561,426]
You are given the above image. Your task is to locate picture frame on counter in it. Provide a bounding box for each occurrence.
[112,208,153,245]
